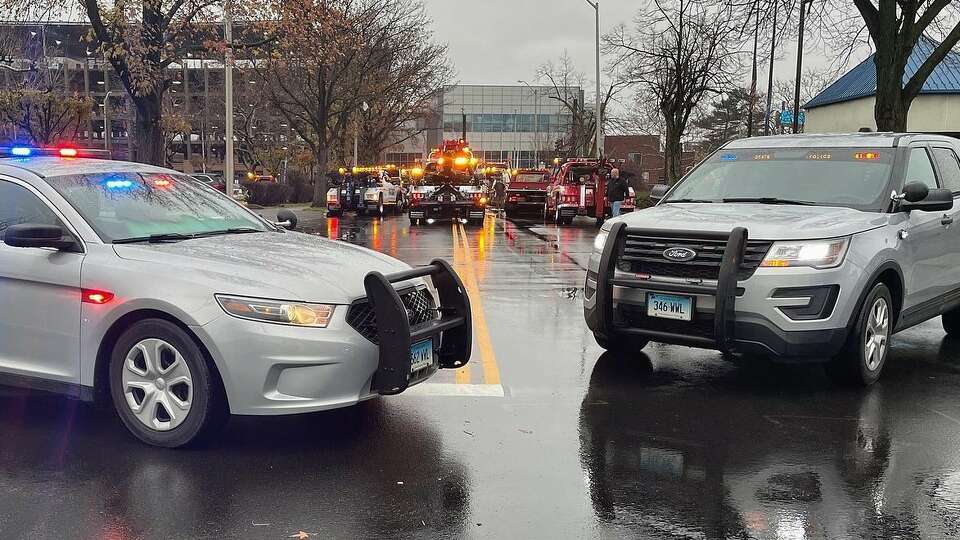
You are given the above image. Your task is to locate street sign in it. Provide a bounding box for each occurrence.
[779,110,806,126]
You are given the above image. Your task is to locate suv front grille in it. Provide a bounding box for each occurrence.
[346,288,438,344]
[616,233,772,281]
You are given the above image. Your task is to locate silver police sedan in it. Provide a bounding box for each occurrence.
[0,147,472,447]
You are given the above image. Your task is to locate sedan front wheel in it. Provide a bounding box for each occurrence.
[109,319,227,447]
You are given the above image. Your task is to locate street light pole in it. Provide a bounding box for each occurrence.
[764,7,777,136]
[103,90,113,152]
[584,0,602,159]
[224,0,235,196]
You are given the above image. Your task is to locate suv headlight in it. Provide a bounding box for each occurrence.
[216,295,335,327]
[760,237,850,269]
[593,229,609,251]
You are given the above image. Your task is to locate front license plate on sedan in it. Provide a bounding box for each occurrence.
[410,339,434,373]
[647,293,693,321]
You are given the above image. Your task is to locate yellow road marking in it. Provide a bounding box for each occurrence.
[456,223,502,385]
[452,223,472,384]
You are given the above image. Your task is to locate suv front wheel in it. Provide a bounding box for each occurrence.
[828,283,892,386]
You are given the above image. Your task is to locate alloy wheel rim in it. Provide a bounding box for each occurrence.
[122,338,194,431]
[863,297,890,371]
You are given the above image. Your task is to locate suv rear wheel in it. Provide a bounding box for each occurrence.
[828,283,892,386]
[109,319,228,447]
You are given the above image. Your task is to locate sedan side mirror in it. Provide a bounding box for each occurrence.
[4,224,78,251]
[650,184,670,203]
[899,181,954,212]
[276,209,298,230]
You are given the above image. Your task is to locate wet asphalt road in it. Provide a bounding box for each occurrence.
[5,209,960,539]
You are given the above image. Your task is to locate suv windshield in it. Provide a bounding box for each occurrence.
[46,172,273,242]
[665,148,895,211]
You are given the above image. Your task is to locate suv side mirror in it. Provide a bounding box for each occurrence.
[4,224,78,251]
[276,209,298,230]
[899,181,954,212]
[650,184,670,203]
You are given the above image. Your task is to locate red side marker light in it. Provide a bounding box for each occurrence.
[59,147,78,157]
[82,289,115,304]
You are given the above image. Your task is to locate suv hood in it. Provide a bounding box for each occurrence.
[616,203,889,240]
[113,231,411,304]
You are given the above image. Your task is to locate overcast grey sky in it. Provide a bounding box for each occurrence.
[422,0,841,91]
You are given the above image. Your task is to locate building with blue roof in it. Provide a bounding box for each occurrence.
[805,37,960,135]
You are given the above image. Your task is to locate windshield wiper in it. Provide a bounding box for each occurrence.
[722,197,816,206]
[664,198,714,203]
[193,227,264,238]
[113,233,196,244]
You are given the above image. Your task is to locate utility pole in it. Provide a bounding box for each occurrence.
[224,0,235,196]
[764,7,778,136]
[747,0,759,138]
[584,0,602,158]
[792,0,811,134]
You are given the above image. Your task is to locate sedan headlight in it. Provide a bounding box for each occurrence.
[216,295,335,327]
[760,237,850,269]
[593,229,609,251]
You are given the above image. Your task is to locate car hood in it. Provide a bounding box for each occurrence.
[613,203,889,240]
[113,231,411,304]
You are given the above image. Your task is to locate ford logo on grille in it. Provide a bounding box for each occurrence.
[663,247,697,262]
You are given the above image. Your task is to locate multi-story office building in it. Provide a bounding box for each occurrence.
[431,84,580,169]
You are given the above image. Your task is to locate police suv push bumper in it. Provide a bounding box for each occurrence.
[588,222,745,353]
[363,259,472,395]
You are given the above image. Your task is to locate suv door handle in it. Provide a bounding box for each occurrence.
[942,215,954,226]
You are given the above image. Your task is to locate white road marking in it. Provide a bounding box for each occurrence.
[403,383,505,397]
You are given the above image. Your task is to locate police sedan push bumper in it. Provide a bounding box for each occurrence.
[363,259,472,395]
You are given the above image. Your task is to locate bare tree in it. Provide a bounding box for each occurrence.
[819,1,960,131]
[246,0,446,206]
[606,0,744,183]
[537,52,627,158]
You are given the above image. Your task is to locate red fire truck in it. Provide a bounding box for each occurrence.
[407,139,487,225]
[504,168,551,218]
[544,158,634,225]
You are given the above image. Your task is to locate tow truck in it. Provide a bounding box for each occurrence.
[545,158,635,225]
[408,139,487,226]
[504,168,552,218]
[326,167,363,216]
[358,167,404,216]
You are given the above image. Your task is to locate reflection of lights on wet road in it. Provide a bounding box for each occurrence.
[326,217,339,240]
[371,218,381,252]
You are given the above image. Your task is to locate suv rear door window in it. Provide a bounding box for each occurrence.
[932,147,960,193]
[905,147,939,190]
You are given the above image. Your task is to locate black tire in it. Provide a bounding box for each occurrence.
[827,283,893,386]
[943,308,960,337]
[377,195,385,216]
[594,332,649,354]
[109,319,228,448]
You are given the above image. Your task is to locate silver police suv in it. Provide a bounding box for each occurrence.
[586,133,960,385]
[0,149,472,447]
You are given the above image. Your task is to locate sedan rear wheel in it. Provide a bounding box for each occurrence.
[110,319,227,447]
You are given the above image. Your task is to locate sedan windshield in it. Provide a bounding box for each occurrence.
[45,172,273,242]
[665,148,895,211]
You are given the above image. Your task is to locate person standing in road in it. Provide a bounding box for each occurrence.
[607,168,628,217]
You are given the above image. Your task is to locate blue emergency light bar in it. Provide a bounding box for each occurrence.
[0,146,112,159]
